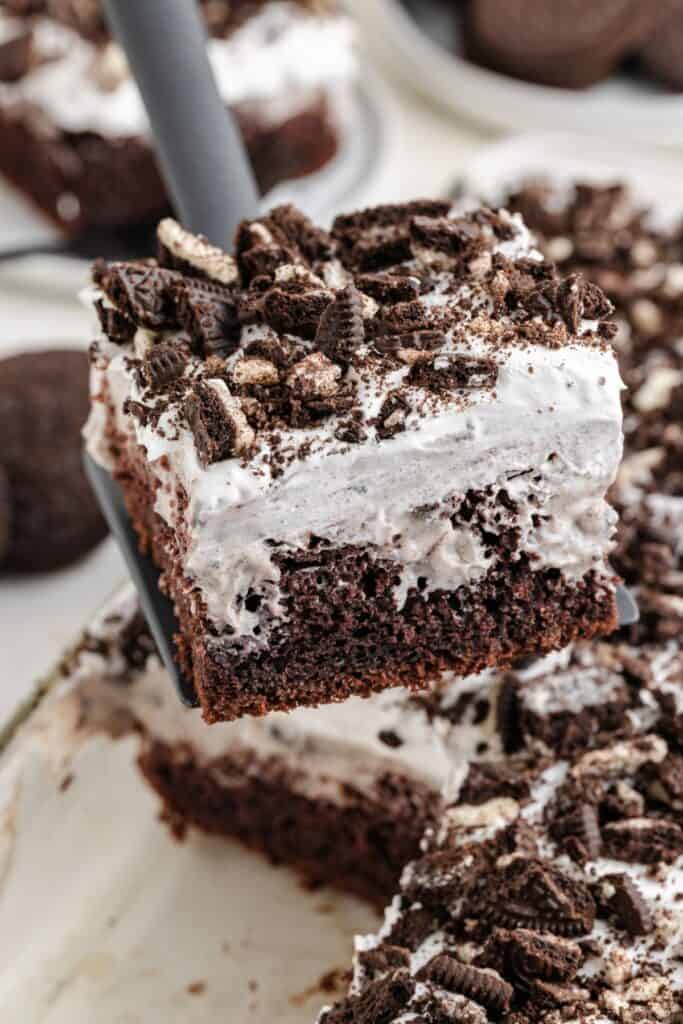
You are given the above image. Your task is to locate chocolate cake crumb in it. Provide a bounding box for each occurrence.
[356,272,420,304]
[375,390,409,440]
[94,299,135,345]
[602,817,683,864]
[262,285,332,340]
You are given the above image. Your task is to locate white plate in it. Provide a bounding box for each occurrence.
[0,649,379,1022]
[349,0,683,146]
[0,73,395,298]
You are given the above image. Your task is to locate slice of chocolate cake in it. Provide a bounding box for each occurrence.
[85,200,624,722]
[0,0,353,233]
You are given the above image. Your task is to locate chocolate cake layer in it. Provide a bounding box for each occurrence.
[0,1,352,232]
[140,740,437,908]
[112,428,618,721]
[86,200,623,721]
[0,104,167,233]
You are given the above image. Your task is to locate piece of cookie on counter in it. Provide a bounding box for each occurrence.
[0,349,107,572]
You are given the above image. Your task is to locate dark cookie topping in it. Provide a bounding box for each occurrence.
[91,201,614,473]
[323,690,683,1023]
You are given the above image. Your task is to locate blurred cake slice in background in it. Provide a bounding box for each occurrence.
[0,0,356,234]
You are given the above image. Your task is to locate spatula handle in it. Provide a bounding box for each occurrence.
[102,0,260,244]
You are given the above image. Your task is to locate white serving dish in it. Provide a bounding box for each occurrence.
[1,131,681,1022]
[0,610,378,1022]
[350,0,683,146]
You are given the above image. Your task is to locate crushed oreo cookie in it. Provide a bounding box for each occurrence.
[315,285,365,364]
[184,379,254,466]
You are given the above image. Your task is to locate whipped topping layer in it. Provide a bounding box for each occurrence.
[86,200,623,648]
[0,2,355,136]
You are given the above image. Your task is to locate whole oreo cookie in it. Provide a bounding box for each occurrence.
[464,0,658,89]
[0,349,107,572]
[0,465,10,564]
[639,0,683,90]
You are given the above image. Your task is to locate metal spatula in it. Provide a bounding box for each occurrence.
[85,0,637,708]
[85,0,259,705]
